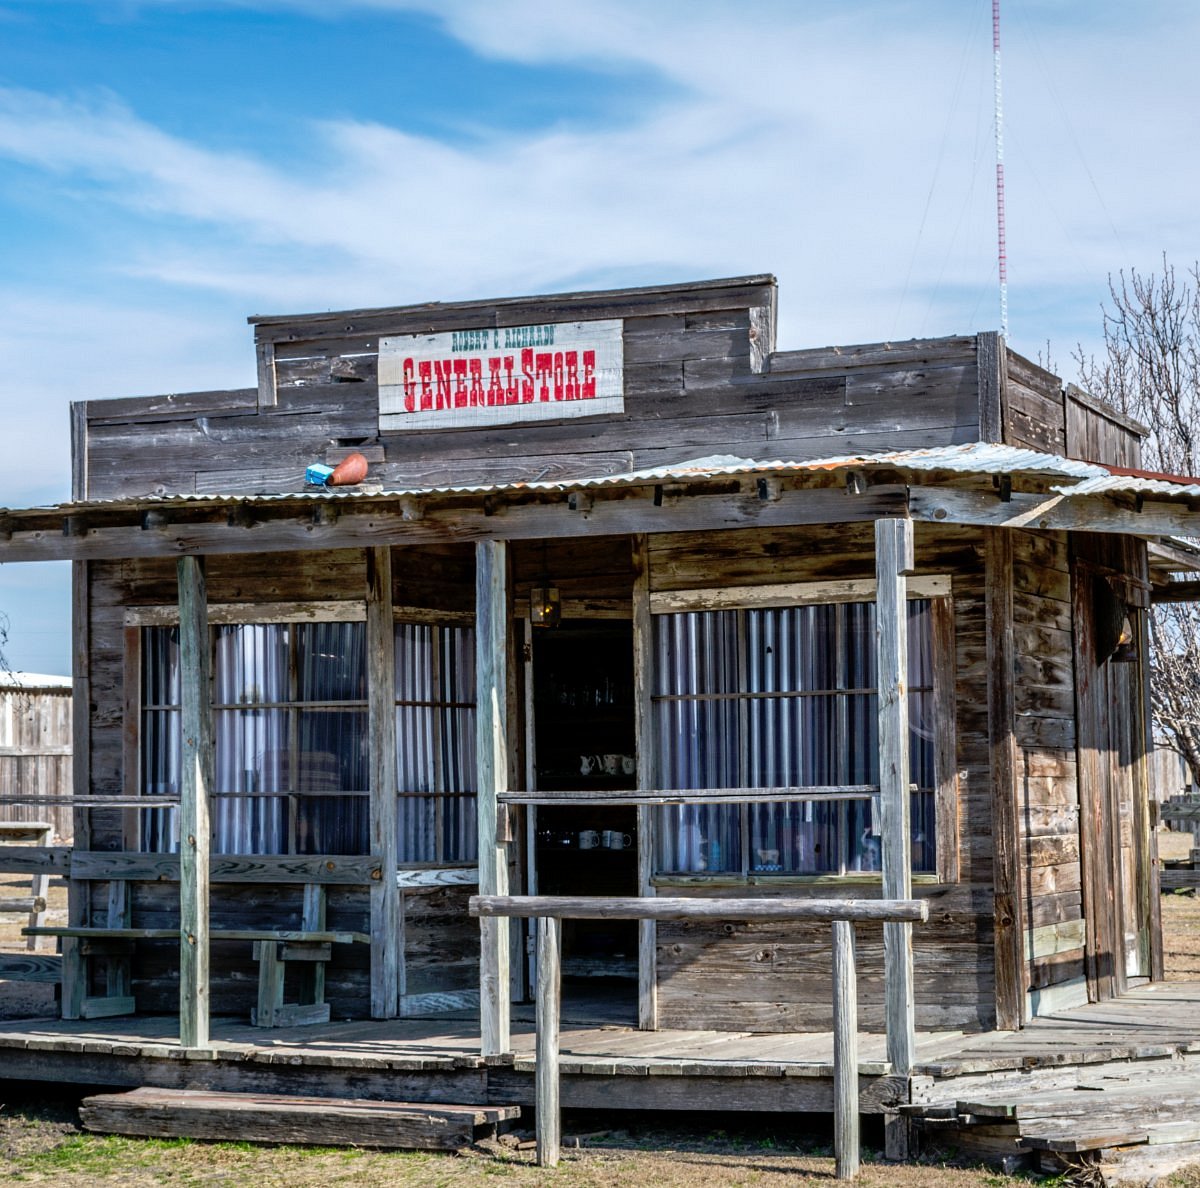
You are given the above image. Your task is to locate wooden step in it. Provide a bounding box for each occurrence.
[79,1087,521,1150]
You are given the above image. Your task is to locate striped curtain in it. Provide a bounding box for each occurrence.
[653,600,937,876]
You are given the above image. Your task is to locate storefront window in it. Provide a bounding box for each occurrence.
[653,600,938,877]
[138,616,477,863]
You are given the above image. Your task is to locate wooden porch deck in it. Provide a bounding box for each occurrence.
[2,980,1199,1116]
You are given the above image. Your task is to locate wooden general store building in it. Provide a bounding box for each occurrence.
[3,274,1200,1169]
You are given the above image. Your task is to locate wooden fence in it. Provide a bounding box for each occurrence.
[1161,799,1200,890]
[471,893,929,1181]
[0,681,72,841]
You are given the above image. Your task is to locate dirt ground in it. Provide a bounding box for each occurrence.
[3,878,1200,1183]
[0,1090,1054,1187]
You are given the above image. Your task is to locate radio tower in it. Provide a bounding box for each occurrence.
[993,0,1008,339]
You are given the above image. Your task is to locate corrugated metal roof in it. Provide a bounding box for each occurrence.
[13,442,1108,517]
[0,672,72,690]
[1053,475,1200,500]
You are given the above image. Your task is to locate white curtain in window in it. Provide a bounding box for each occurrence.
[653,600,937,876]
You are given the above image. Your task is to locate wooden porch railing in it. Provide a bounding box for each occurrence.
[470,893,928,1181]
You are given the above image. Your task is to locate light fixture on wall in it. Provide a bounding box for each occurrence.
[1112,614,1138,663]
[1094,574,1138,663]
[530,541,561,628]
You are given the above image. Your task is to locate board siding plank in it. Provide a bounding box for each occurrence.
[986,529,1024,1030]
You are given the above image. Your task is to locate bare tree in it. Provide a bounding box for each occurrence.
[1077,256,1200,786]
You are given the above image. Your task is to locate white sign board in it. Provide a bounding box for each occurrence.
[379,319,624,432]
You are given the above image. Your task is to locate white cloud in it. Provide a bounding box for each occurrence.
[1,3,1198,364]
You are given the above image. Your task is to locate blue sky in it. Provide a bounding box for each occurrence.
[0,0,1197,673]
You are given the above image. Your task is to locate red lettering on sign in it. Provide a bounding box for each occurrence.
[403,358,416,412]
[534,352,553,401]
[434,360,453,410]
[468,358,484,406]
[582,350,596,399]
[564,351,579,400]
[452,358,468,408]
[521,348,535,402]
[503,355,519,404]
[486,358,504,406]
[418,360,433,411]
[396,336,609,416]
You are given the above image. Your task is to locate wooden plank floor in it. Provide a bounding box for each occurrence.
[1,980,1199,1082]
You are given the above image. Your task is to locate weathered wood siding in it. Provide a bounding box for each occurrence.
[1011,530,1085,997]
[1064,385,1145,469]
[0,685,72,840]
[1004,353,1067,455]
[79,280,987,502]
[647,521,996,1032]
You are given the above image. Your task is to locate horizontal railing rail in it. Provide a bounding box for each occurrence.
[470,893,929,1180]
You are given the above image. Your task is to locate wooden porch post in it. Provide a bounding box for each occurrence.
[177,555,213,1050]
[876,517,915,1076]
[367,547,400,1018]
[476,539,510,1055]
[632,535,658,1030]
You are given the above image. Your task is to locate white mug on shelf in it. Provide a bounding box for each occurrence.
[603,830,633,850]
[578,829,600,849]
[621,755,636,775]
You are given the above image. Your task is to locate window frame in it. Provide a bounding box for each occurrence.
[127,601,369,855]
[125,600,481,869]
[391,609,478,868]
[646,576,958,887]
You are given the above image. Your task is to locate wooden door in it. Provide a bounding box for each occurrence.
[1072,538,1154,1001]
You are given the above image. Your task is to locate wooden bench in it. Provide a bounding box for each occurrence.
[25,923,370,1027]
[0,821,56,950]
[26,851,379,1026]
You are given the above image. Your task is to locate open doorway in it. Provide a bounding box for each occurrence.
[530,619,638,1013]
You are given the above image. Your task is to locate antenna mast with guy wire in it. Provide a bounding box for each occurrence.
[992,0,1008,338]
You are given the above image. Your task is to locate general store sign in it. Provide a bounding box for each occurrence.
[378,319,624,431]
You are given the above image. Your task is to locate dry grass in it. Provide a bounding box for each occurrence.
[1163,890,1200,981]
[0,1092,1040,1188]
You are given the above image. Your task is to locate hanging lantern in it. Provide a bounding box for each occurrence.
[530,585,561,628]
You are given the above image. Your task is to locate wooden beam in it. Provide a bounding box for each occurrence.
[63,560,90,1020]
[471,895,929,923]
[366,547,400,1019]
[535,915,561,1168]
[876,517,916,1075]
[0,485,911,564]
[977,331,1007,442]
[832,919,860,1181]
[985,528,1025,1030]
[177,554,213,1050]
[476,539,510,1056]
[500,784,882,807]
[632,535,657,1030]
[70,851,382,883]
[910,487,1200,537]
[1152,580,1200,603]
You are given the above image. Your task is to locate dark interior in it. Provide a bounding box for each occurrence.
[532,619,638,985]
